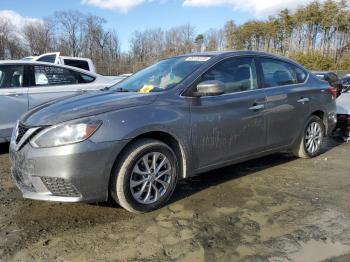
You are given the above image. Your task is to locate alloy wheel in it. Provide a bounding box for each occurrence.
[130,152,172,204]
[305,122,322,154]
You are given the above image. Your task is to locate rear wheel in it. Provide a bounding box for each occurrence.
[293,115,325,158]
[110,139,179,213]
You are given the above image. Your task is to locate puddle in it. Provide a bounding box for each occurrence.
[289,240,350,262]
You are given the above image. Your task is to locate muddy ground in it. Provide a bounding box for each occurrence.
[0,139,350,262]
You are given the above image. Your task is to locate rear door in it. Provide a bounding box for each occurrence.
[0,64,28,140]
[27,64,97,109]
[258,57,310,148]
[190,56,267,169]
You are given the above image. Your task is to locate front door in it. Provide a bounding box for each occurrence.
[190,57,267,170]
[0,65,28,140]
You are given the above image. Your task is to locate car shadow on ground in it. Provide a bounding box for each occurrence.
[0,143,9,155]
[1,137,344,210]
[97,152,299,209]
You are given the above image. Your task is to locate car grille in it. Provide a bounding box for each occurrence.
[16,124,29,144]
[41,177,81,197]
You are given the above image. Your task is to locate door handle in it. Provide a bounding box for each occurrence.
[3,92,23,97]
[77,89,88,93]
[249,104,265,111]
[297,98,310,104]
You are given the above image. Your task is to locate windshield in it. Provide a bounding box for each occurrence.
[112,56,211,93]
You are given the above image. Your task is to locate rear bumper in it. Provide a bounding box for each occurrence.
[326,111,338,135]
[9,139,129,203]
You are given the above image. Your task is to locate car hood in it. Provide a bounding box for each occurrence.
[336,92,350,114]
[21,91,158,126]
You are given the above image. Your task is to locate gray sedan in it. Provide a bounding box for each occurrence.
[10,51,337,213]
[0,61,122,143]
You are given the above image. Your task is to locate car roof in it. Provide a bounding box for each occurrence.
[175,50,304,66]
[60,56,93,62]
[0,60,98,77]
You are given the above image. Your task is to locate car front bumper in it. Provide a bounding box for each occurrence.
[9,139,129,203]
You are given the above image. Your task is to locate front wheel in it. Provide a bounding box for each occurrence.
[110,139,179,213]
[293,115,325,158]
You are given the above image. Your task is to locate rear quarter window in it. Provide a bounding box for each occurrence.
[80,73,95,83]
[293,66,308,83]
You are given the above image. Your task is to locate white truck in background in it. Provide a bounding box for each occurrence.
[23,52,96,73]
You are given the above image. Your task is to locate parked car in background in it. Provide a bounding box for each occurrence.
[22,52,96,73]
[10,51,337,213]
[0,60,123,143]
[335,85,350,139]
[341,75,350,91]
[312,71,343,97]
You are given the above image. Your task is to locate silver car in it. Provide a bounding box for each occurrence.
[0,61,121,143]
[10,51,337,213]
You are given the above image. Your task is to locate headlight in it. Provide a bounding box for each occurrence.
[30,120,102,148]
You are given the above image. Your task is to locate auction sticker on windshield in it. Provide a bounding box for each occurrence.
[185,56,211,62]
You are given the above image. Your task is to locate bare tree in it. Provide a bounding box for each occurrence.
[0,18,12,59]
[23,20,54,55]
[54,10,86,56]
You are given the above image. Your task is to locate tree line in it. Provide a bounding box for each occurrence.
[0,0,349,75]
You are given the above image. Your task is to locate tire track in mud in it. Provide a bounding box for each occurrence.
[1,140,350,261]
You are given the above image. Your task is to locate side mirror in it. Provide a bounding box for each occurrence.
[194,80,225,97]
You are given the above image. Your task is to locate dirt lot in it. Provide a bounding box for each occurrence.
[0,139,350,262]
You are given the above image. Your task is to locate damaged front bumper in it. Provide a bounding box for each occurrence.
[9,138,128,203]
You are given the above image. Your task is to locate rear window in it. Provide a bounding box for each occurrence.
[329,73,339,83]
[37,55,57,63]
[342,77,350,84]
[63,59,90,71]
[260,58,307,87]
[261,59,297,87]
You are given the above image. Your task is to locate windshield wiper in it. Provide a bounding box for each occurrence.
[115,87,130,92]
[100,86,130,92]
[100,86,111,91]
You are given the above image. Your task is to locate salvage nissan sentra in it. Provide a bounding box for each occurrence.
[10,51,337,213]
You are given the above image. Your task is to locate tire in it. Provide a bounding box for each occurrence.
[110,139,179,213]
[293,115,325,159]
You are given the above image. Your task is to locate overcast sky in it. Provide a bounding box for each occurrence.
[0,0,345,51]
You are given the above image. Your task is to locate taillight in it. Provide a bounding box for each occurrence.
[328,87,337,99]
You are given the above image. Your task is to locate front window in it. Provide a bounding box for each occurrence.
[200,57,258,94]
[113,56,211,93]
[0,65,24,88]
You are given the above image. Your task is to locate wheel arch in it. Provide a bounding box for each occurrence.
[310,110,327,133]
[110,131,189,185]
